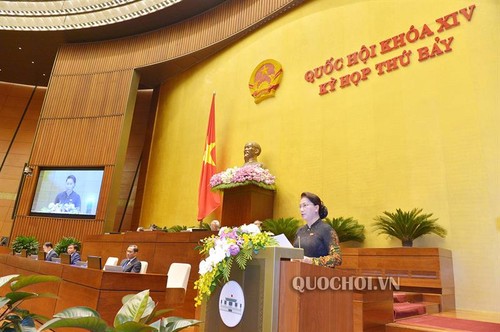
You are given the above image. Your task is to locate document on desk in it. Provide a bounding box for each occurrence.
[273,233,294,248]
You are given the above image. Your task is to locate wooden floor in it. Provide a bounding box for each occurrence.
[181,310,500,332]
[387,310,500,332]
[431,309,500,324]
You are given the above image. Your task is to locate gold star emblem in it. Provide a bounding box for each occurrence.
[203,142,216,166]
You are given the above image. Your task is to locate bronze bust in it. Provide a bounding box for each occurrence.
[243,142,263,166]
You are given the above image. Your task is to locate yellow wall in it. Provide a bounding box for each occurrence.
[142,0,499,312]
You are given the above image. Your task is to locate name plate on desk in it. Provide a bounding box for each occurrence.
[60,253,71,264]
[87,256,102,270]
[104,265,123,272]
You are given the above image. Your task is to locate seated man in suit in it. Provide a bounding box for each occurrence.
[67,243,81,265]
[43,242,58,261]
[121,244,142,273]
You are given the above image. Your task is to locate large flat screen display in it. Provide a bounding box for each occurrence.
[30,168,104,218]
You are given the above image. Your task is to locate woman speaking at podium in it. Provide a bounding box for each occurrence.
[293,192,342,268]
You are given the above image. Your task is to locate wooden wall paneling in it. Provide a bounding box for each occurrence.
[29,117,122,165]
[102,71,140,232]
[81,233,126,263]
[95,166,115,220]
[10,0,304,247]
[39,71,134,120]
[0,85,45,240]
[131,88,160,232]
[13,162,38,216]
[51,0,304,77]
[10,216,104,246]
[113,90,153,232]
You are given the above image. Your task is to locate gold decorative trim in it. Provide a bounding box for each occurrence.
[0,0,182,31]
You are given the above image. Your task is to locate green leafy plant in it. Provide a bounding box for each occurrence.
[373,208,447,247]
[167,225,188,232]
[38,289,200,332]
[199,222,211,230]
[11,235,39,255]
[0,274,200,332]
[261,217,301,243]
[0,274,61,331]
[54,236,82,255]
[324,217,365,243]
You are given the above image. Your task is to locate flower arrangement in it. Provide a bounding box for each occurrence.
[40,202,79,214]
[209,164,276,191]
[194,224,277,306]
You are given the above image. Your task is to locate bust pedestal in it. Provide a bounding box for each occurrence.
[221,184,275,227]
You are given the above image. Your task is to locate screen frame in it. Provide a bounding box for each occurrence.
[29,166,105,220]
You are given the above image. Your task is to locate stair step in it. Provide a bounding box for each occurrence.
[394,302,426,319]
[394,292,443,305]
[394,302,441,320]
[394,291,424,303]
[423,302,440,315]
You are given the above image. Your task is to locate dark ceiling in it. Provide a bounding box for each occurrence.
[0,0,227,87]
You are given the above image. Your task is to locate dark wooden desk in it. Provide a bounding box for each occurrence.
[82,230,213,316]
[0,254,185,326]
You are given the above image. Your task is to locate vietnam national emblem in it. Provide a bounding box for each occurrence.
[248,59,283,104]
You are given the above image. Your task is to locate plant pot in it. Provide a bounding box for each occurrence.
[402,240,413,247]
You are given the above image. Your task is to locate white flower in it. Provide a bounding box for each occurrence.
[199,259,212,275]
[209,245,226,264]
[240,223,260,234]
[220,167,238,183]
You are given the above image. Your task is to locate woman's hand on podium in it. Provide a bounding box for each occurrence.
[291,256,313,264]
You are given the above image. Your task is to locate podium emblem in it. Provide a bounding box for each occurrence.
[219,280,245,327]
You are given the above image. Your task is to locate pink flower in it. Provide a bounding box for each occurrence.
[210,164,276,190]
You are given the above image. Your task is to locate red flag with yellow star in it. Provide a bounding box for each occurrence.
[197,94,220,221]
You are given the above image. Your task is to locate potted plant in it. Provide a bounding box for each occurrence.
[39,289,200,331]
[54,236,82,256]
[261,217,301,243]
[167,225,188,232]
[324,217,365,243]
[373,208,447,247]
[0,274,60,331]
[11,235,39,255]
[0,274,200,332]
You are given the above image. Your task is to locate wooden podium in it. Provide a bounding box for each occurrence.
[221,184,275,227]
[200,247,359,332]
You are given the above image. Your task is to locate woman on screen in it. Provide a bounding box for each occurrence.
[52,175,81,213]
